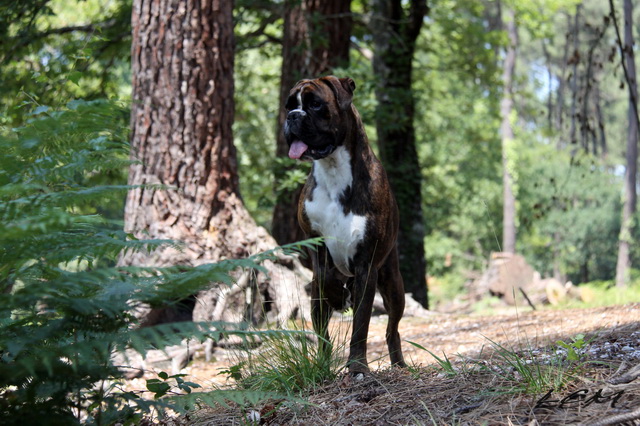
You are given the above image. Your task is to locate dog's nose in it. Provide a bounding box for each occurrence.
[287,110,306,122]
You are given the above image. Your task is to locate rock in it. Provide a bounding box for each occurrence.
[373,292,433,317]
[483,252,535,305]
[475,252,582,307]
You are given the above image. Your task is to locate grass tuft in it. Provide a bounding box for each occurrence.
[228,326,346,395]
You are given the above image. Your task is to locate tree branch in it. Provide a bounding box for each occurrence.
[407,0,429,42]
[608,0,640,131]
[2,19,119,64]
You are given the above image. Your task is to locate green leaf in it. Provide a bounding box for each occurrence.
[68,71,83,86]
[146,379,171,398]
[33,105,49,115]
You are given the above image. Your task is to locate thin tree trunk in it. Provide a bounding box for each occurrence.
[500,6,517,254]
[569,4,582,147]
[542,38,553,133]
[122,0,310,327]
[594,85,607,157]
[581,19,608,155]
[555,13,571,141]
[271,0,352,247]
[613,0,638,287]
[372,0,429,308]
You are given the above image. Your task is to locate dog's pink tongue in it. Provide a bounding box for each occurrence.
[288,140,308,159]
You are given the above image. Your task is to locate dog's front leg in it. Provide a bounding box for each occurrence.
[310,245,334,360]
[348,265,377,375]
[311,279,333,359]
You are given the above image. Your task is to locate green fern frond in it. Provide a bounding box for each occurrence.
[0,99,312,423]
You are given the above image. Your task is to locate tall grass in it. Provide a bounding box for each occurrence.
[224,315,349,395]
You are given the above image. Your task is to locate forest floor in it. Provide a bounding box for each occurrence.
[146,303,640,425]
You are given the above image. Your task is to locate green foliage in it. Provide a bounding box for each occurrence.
[426,273,467,310]
[551,276,640,309]
[146,372,201,399]
[1,100,135,423]
[0,0,132,124]
[274,158,311,193]
[517,145,623,282]
[233,44,282,227]
[3,0,638,311]
[0,100,314,424]
[413,0,637,294]
[416,0,504,276]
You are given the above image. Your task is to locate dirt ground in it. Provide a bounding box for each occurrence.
[146,303,640,425]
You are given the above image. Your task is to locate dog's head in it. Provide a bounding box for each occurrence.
[283,76,356,161]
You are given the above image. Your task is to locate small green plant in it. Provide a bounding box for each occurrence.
[218,362,245,382]
[556,333,591,362]
[146,372,202,399]
[483,337,573,395]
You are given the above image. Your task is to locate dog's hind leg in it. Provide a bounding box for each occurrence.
[378,247,407,367]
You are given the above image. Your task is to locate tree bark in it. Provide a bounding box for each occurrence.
[372,0,429,308]
[271,0,352,247]
[614,0,638,287]
[499,5,517,254]
[122,0,310,327]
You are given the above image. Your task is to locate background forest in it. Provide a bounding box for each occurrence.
[2,0,640,306]
[2,0,640,423]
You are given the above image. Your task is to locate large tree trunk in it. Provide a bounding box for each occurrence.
[122,0,310,328]
[372,0,429,309]
[271,0,352,247]
[615,0,638,287]
[499,5,518,254]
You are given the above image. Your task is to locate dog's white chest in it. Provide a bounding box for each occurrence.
[305,147,367,277]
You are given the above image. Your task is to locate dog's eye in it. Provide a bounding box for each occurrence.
[285,98,297,111]
[309,100,323,110]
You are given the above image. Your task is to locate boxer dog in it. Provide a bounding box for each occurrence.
[284,76,406,375]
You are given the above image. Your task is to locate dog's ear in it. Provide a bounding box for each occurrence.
[337,77,356,110]
[322,76,356,111]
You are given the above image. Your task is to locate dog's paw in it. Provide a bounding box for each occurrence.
[348,364,369,378]
[338,371,366,388]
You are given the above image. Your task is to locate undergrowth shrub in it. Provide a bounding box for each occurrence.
[0,100,311,424]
